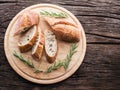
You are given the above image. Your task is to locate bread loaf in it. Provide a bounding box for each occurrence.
[44,17,80,42]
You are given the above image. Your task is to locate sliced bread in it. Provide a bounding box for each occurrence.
[32,27,44,60]
[18,26,38,53]
[14,10,39,35]
[44,29,57,63]
[44,17,80,42]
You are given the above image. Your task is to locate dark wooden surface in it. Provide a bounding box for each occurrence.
[0,0,120,90]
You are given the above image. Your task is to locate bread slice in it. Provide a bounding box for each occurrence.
[44,17,80,42]
[32,27,44,60]
[18,26,38,53]
[14,10,39,35]
[44,29,57,63]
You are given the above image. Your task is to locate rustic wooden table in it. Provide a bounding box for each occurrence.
[0,0,120,90]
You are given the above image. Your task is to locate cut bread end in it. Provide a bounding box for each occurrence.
[44,29,57,63]
[32,44,43,60]
[32,27,44,60]
[18,26,38,52]
[14,10,39,35]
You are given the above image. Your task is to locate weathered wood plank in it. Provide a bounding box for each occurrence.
[0,44,120,89]
[0,0,120,43]
[0,0,17,6]
[0,0,120,89]
[0,0,16,3]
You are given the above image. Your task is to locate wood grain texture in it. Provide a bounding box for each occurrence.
[4,4,86,83]
[0,0,120,90]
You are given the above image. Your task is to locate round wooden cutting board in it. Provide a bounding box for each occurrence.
[4,4,86,84]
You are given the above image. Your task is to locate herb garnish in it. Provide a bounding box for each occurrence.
[63,43,78,70]
[46,61,63,73]
[46,43,78,73]
[40,10,67,18]
[13,43,78,73]
[13,51,43,72]
[13,51,35,68]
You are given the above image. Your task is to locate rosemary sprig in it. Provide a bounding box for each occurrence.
[13,43,78,73]
[46,61,63,73]
[13,51,35,68]
[34,68,43,73]
[33,65,43,73]
[40,10,67,18]
[13,51,43,73]
[63,43,78,70]
[46,43,78,73]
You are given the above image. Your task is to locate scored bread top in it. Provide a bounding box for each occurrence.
[44,16,80,42]
[52,24,80,42]
[44,17,77,27]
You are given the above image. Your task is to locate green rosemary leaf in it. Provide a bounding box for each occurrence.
[13,51,43,73]
[63,59,68,70]
[46,61,63,73]
[13,43,78,73]
[34,69,43,73]
[46,43,78,72]
[63,43,78,70]
[13,51,35,68]
[34,64,44,73]
[26,60,34,68]
[40,10,67,18]
[46,66,53,73]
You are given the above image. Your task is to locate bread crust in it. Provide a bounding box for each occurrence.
[18,26,38,53]
[45,41,58,63]
[52,24,80,42]
[44,30,58,63]
[44,17,80,42]
[14,10,39,35]
[44,17,77,27]
[32,28,44,60]
[32,44,43,60]
[46,51,57,63]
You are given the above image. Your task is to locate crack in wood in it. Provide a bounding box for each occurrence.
[76,14,120,20]
[87,42,120,45]
[58,3,96,7]
[0,0,17,4]
[0,25,7,29]
[86,33,120,40]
